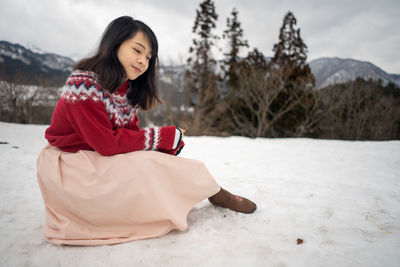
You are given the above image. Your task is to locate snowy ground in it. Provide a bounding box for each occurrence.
[0,121,399,267]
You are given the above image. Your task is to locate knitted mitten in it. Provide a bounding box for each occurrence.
[158,140,185,156]
[208,188,257,214]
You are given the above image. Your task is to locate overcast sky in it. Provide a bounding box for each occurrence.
[1,0,399,73]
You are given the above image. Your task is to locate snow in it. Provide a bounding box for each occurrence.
[25,43,46,55]
[0,47,31,65]
[0,121,399,267]
[40,54,74,72]
[309,57,399,89]
[0,41,74,72]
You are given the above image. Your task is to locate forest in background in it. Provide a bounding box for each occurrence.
[1,0,399,140]
[143,0,400,140]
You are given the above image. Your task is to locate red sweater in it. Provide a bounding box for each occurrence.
[45,70,183,156]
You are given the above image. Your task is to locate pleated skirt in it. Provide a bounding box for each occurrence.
[36,145,220,245]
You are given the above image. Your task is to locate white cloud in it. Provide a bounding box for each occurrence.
[1,0,399,72]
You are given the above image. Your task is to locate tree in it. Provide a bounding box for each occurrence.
[223,48,268,136]
[225,49,275,137]
[222,8,249,91]
[0,66,60,124]
[0,80,59,124]
[272,11,307,68]
[316,78,400,140]
[184,0,220,135]
[224,48,320,138]
[270,11,317,137]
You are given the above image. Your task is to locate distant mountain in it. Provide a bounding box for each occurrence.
[1,41,399,90]
[0,40,74,86]
[390,74,400,85]
[309,57,400,89]
[160,57,400,92]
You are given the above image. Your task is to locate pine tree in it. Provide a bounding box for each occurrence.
[239,48,268,72]
[270,11,316,137]
[272,11,308,68]
[222,8,249,91]
[184,0,220,135]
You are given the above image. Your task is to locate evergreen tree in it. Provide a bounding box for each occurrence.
[270,11,316,137]
[184,0,220,135]
[239,48,268,72]
[272,11,307,68]
[222,8,249,90]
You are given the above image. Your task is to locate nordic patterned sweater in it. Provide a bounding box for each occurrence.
[45,70,183,156]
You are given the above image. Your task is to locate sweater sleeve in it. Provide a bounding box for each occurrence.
[62,98,178,156]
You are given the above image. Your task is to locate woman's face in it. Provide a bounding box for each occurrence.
[117,31,152,80]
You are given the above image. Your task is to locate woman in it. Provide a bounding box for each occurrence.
[37,16,256,246]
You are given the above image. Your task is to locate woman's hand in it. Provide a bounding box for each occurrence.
[178,128,186,136]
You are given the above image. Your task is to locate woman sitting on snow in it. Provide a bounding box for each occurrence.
[36,16,256,246]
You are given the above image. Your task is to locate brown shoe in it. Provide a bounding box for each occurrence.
[208,188,257,214]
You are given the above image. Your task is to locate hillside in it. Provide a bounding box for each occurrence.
[0,41,74,86]
[309,57,400,89]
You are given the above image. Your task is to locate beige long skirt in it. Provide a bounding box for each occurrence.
[36,145,220,246]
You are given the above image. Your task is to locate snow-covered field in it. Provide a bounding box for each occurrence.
[0,121,399,267]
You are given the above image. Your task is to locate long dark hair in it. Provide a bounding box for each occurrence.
[74,16,161,110]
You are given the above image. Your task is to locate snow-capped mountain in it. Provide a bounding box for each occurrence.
[67,53,84,62]
[160,57,400,91]
[0,40,74,86]
[309,57,400,89]
[1,40,399,90]
[24,42,46,55]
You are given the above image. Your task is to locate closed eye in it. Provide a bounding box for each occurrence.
[133,47,151,61]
